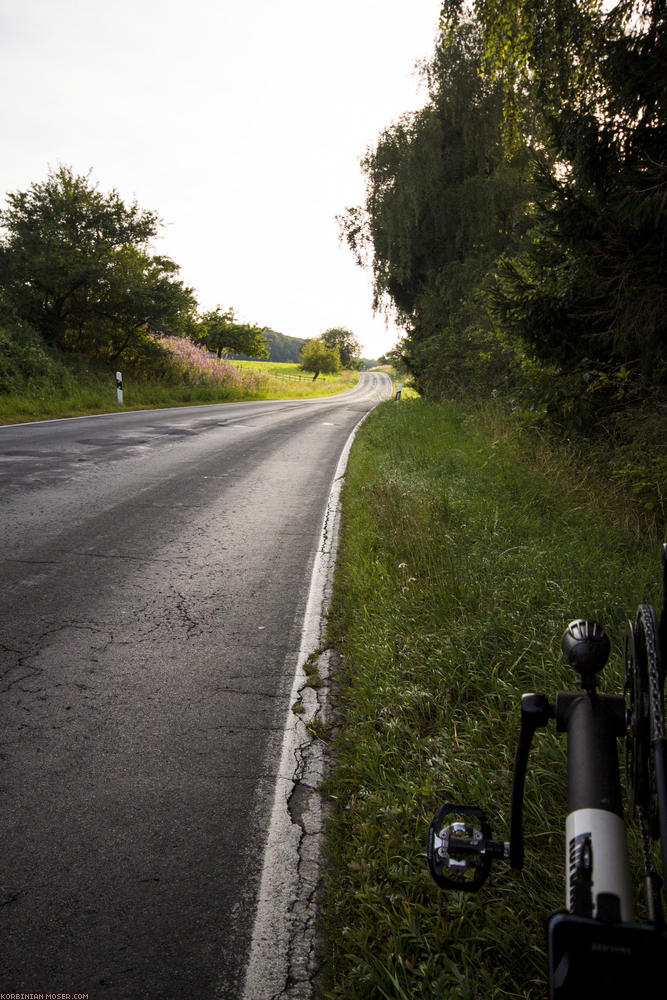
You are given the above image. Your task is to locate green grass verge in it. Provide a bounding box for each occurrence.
[0,364,359,424]
[322,398,664,999]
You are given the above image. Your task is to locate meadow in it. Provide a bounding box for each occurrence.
[231,358,360,395]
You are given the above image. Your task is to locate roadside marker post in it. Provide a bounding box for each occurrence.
[116,372,123,404]
[395,383,403,400]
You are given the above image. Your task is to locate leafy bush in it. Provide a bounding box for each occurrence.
[0,322,67,393]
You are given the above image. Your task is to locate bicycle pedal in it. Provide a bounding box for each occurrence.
[428,803,508,892]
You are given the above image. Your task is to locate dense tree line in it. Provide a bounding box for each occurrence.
[341,0,666,436]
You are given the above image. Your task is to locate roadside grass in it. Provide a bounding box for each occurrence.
[0,373,244,423]
[0,361,359,424]
[321,397,664,999]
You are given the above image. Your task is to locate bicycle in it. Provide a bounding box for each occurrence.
[427,544,667,997]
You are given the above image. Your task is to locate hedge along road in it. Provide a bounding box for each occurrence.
[0,372,392,999]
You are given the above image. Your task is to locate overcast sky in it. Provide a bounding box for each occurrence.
[0,0,442,359]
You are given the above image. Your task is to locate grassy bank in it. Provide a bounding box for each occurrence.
[0,362,359,424]
[321,398,664,999]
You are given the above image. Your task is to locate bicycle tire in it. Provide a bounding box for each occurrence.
[625,604,665,839]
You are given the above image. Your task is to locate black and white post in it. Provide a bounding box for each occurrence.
[116,371,123,405]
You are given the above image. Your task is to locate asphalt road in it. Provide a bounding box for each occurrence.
[0,372,391,998]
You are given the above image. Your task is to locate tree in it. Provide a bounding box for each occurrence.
[299,338,341,379]
[342,3,666,399]
[471,0,667,384]
[320,327,362,369]
[196,306,269,359]
[340,20,530,396]
[0,166,196,363]
[440,0,606,144]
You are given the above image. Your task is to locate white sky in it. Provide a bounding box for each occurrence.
[0,0,443,359]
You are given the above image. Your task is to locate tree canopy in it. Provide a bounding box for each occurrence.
[299,338,341,379]
[196,306,269,359]
[320,327,362,369]
[466,0,667,379]
[341,1,667,401]
[340,20,530,395]
[0,166,196,365]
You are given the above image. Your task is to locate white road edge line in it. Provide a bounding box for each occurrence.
[239,380,389,1000]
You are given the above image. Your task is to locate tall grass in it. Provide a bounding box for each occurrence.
[322,398,664,999]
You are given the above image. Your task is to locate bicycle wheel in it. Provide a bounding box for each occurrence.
[625,604,665,840]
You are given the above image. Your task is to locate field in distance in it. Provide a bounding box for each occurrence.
[232,359,359,388]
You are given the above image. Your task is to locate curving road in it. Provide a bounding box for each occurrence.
[0,372,391,998]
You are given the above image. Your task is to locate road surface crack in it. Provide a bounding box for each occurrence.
[277,648,339,999]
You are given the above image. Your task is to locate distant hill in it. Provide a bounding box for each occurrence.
[263,329,307,362]
[228,328,306,363]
